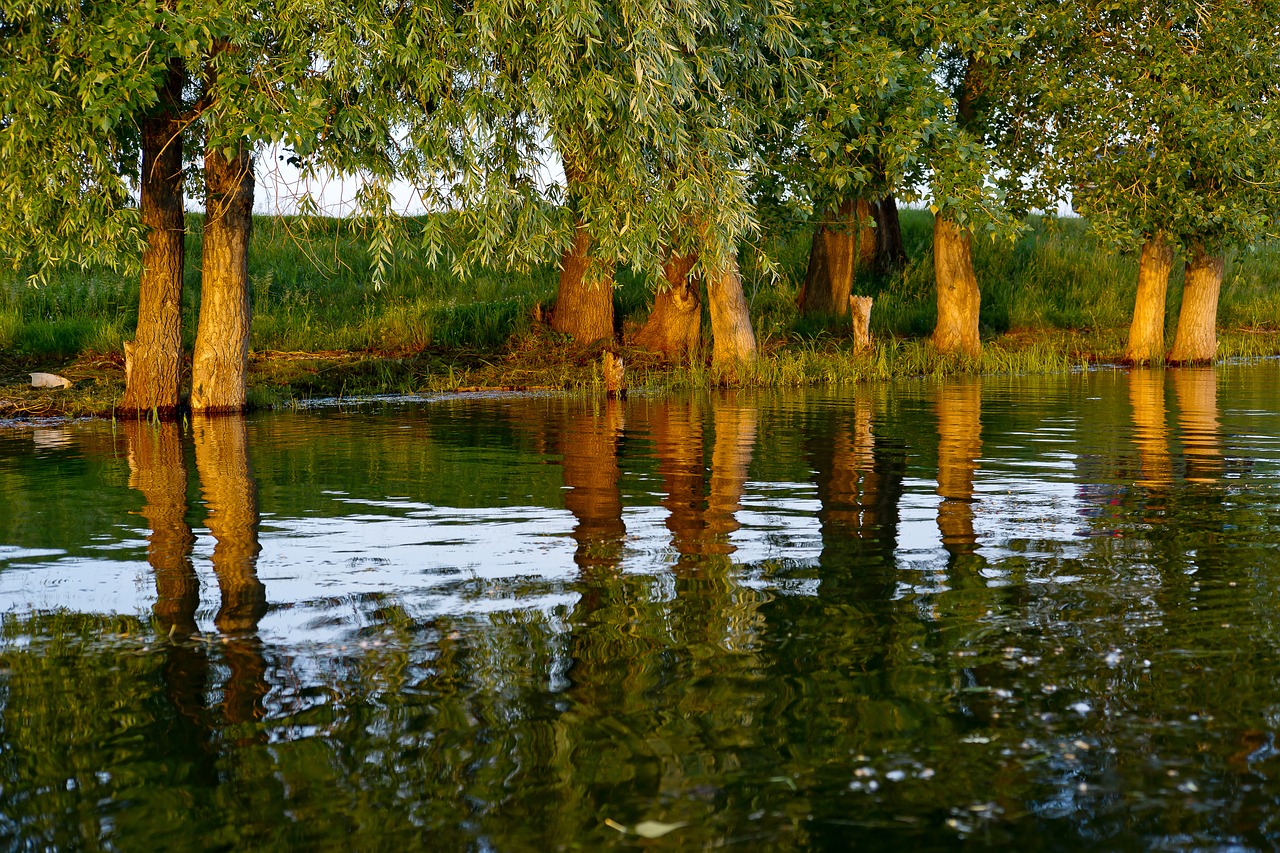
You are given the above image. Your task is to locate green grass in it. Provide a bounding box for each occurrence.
[3,209,1280,415]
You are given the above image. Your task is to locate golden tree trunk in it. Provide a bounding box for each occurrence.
[551,224,615,344]
[1168,245,1224,365]
[122,59,187,415]
[1124,233,1175,365]
[636,252,701,358]
[931,214,982,357]
[707,252,757,367]
[192,142,254,413]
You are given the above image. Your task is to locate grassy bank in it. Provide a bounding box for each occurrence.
[2,210,1279,417]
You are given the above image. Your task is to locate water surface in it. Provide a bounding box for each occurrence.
[3,363,1280,849]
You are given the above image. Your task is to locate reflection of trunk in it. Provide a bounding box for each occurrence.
[1168,244,1224,365]
[931,214,981,357]
[126,420,198,635]
[561,400,626,572]
[191,137,255,413]
[194,415,268,724]
[799,199,861,316]
[1172,368,1222,483]
[936,381,982,555]
[707,252,757,367]
[1129,369,1172,489]
[704,394,757,554]
[552,223,615,344]
[649,397,708,554]
[636,252,701,358]
[1124,234,1175,366]
[874,195,907,272]
[122,58,187,415]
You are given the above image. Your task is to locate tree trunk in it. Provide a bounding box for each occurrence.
[798,199,857,316]
[1124,233,1175,365]
[931,214,981,357]
[706,251,757,367]
[551,223,615,344]
[122,59,186,416]
[636,252,701,358]
[855,198,876,271]
[191,141,254,412]
[874,194,907,272]
[1168,244,1224,365]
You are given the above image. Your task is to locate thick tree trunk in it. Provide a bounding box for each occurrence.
[874,194,907,272]
[1168,244,1224,365]
[1124,233,1175,365]
[798,199,857,316]
[122,59,186,415]
[191,141,254,412]
[636,252,701,358]
[551,224,615,344]
[126,420,198,635]
[931,214,981,357]
[707,252,757,367]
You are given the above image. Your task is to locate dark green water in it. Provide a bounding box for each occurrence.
[3,364,1280,850]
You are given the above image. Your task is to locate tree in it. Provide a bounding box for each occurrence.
[1029,0,1280,364]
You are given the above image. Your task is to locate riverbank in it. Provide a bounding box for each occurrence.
[3,210,1280,417]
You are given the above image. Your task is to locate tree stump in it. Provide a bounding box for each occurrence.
[850,296,873,351]
[603,350,626,399]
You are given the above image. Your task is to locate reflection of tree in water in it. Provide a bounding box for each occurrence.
[936,379,983,563]
[194,415,269,728]
[1173,367,1222,484]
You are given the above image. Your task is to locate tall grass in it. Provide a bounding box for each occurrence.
[3,209,1279,374]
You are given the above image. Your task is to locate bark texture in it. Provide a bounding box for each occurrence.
[706,252,757,367]
[551,224,615,344]
[1124,234,1175,365]
[799,199,861,316]
[931,214,982,357]
[874,194,907,272]
[1168,245,1225,365]
[636,252,701,358]
[191,140,254,413]
[850,296,873,351]
[122,58,187,415]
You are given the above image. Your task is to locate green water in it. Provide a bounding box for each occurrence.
[3,364,1280,849]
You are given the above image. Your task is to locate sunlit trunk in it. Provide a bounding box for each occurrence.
[706,250,757,368]
[636,251,701,358]
[931,214,981,357]
[551,223,616,344]
[123,58,186,416]
[1124,233,1175,366]
[1168,243,1224,365]
[191,137,254,413]
[193,415,268,725]
[936,380,982,556]
[1172,367,1222,483]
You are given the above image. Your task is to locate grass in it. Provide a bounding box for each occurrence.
[3,209,1280,417]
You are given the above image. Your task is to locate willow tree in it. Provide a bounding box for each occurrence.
[0,1,206,413]
[1030,0,1280,364]
[760,1,934,319]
